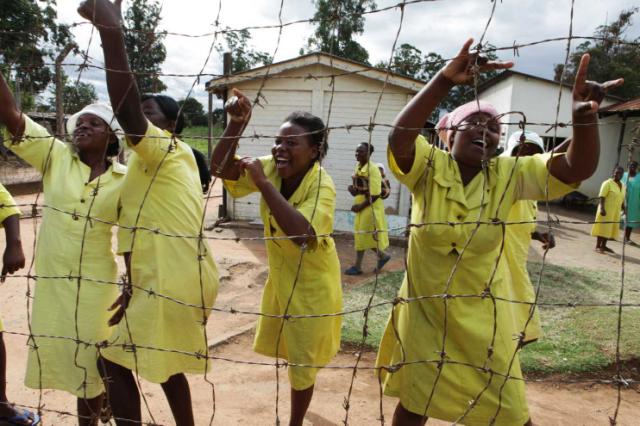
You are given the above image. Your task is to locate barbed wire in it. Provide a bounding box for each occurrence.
[4,34,640,83]
[0,0,638,424]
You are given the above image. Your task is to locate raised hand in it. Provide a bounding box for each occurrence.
[441,38,514,85]
[225,88,252,125]
[572,54,624,117]
[78,0,123,29]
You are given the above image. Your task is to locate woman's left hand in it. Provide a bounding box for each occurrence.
[572,54,624,117]
[239,157,267,186]
[351,203,364,213]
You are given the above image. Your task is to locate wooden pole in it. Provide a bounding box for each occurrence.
[55,44,75,137]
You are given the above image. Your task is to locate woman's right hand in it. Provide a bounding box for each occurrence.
[225,88,252,125]
[600,209,607,217]
[441,38,513,86]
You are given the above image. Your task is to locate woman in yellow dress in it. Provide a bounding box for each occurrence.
[592,166,625,253]
[377,38,622,425]
[211,89,342,426]
[345,143,391,275]
[0,184,39,425]
[79,2,218,425]
[502,130,555,345]
[0,71,126,424]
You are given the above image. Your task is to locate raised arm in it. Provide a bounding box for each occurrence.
[210,89,252,180]
[0,73,26,137]
[548,54,623,184]
[78,0,147,144]
[389,38,513,173]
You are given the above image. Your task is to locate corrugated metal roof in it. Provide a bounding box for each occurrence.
[599,97,640,113]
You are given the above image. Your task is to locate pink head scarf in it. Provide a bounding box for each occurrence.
[436,101,499,149]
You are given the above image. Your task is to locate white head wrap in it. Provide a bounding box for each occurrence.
[66,103,125,152]
[502,130,545,157]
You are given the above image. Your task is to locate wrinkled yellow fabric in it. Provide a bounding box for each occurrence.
[591,179,625,240]
[0,183,21,332]
[353,161,389,251]
[102,122,218,383]
[376,135,577,425]
[504,200,542,343]
[4,116,125,398]
[0,183,20,224]
[224,157,342,390]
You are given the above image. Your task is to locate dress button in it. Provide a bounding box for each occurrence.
[451,242,457,247]
[80,199,85,203]
[457,214,464,220]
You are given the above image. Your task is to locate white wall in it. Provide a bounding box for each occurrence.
[582,115,640,197]
[479,73,626,199]
[224,64,415,226]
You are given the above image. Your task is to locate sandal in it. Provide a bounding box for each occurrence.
[374,254,392,272]
[0,409,41,425]
[344,266,363,276]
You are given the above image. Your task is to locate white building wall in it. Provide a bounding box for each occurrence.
[582,115,640,197]
[479,73,623,199]
[474,78,514,146]
[224,64,415,228]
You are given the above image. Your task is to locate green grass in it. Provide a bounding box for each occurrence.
[342,264,640,375]
[181,125,222,154]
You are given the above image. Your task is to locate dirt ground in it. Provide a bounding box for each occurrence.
[1,183,639,425]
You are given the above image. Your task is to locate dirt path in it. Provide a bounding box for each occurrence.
[1,187,639,424]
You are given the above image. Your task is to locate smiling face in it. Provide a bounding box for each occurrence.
[450,112,501,167]
[355,144,370,165]
[72,113,112,155]
[142,98,174,132]
[613,166,624,181]
[271,121,319,180]
[629,162,638,176]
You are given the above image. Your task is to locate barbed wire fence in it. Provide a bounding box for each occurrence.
[0,0,638,425]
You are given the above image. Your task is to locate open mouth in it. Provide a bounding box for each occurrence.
[275,156,290,169]
[472,139,485,149]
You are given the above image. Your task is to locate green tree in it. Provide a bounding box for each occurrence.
[554,8,639,99]
[215,28,271,73]
[305,0,376,64]
[46,73,98,114]
[123,0,167,93]
[178,97,207,127]
[376,43,424,78]
[0,0,74,108]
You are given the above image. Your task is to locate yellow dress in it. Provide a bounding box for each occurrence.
[224,157,342,390]
[375,135,577,425]
[4,116,125,398]
[101,122,218,384]
[0,183,21,332]
[504,201,542,343]
[353,161,389,251]
[591,179,625,240]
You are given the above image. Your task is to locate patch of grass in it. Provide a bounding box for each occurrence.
[342,271,403,348]
[181,125,222,154]
[341,263,640,375]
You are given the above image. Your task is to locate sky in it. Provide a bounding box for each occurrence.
[54,0,640,108]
